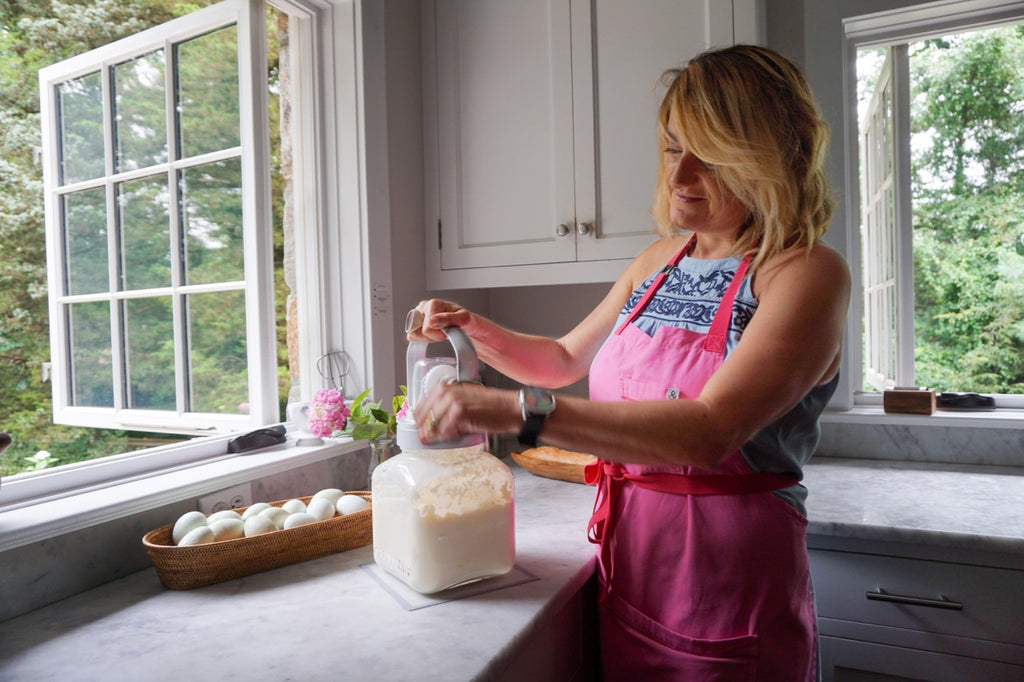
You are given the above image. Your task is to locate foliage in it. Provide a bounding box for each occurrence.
[907,26,1024,393]
[342,387,408,442]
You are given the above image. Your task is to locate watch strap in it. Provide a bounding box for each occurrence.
[518,386,555,447]
[518,414,546,448]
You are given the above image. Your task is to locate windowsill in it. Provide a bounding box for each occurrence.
[822,405,1024,428]
[0,438,365,554]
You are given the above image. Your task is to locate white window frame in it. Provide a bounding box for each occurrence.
[1,0,387,512]
[842,0,1024,411]
[39,0,278,434]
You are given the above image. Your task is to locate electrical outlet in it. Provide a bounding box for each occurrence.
[197,482,253,514]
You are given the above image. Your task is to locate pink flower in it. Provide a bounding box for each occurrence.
[396,397,410,420]
[307,388,350,438]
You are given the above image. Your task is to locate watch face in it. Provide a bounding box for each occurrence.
[523,386,556,415]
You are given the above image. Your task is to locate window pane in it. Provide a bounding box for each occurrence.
[68,301,113,407]
[187,290,247,413]
[180,158,244,285]
[908,28,1024,394]
[124,297,175,409]
[57,71,105,184]
[118,175,171,291]
[175,25,240,158]
[113,50,168,172]
[63,187,109,296]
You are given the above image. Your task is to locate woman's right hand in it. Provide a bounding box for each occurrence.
[406,299,474,343]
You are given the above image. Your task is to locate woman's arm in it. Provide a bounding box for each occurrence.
[415,243,850,469]
[408,237,682,388]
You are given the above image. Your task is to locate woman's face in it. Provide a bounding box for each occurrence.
[662,116,747,238]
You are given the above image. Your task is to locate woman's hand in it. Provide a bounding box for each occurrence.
[413,381,521,444]
[406,299,474,343]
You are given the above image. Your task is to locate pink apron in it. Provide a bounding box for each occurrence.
[586,237,817,681]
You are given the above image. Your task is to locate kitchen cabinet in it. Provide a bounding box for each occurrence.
[422,0,760,289]
[809,549,1024,681]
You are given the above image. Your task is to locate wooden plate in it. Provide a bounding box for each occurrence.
[510,446,597,485]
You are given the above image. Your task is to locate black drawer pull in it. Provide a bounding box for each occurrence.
[865,589,963,610]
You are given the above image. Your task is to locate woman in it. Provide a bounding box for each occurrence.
[408,44,850,681]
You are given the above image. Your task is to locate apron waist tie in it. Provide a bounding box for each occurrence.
[584,459,797,600]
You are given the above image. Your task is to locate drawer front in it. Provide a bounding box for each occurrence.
[810,550,1024,646]
[819,635,1024,682]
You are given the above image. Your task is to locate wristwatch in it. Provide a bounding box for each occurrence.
[518,386,556,447]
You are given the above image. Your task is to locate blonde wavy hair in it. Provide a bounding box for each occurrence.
[652,45,833,272]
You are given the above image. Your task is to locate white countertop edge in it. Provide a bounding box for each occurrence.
[807,520,1024,556]
[480,556,599,679]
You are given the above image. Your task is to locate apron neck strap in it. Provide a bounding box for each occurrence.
[615,234,696,335]
[702,251,753,353]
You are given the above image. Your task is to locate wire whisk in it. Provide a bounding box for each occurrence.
[317,350,351,395]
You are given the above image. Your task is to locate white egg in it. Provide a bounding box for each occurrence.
[283,512,315,529]
[306,497,336,522]
[172,511,209,544]
[209,518,245,541]
[258,506,291,530]
[281,498,307,514]
[311,488,344,506]
[178,526,215,546]
[207,509,242,523]
[244,515,277,537]
[336,494,370,516]
[241,502,272,520]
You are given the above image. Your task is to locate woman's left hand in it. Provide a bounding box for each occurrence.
[413,382,521,444]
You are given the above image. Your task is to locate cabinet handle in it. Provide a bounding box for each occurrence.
[865,589,963,610]
[556,223,570,237]
[576,222,592,236]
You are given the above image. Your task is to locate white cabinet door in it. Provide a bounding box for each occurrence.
[571,0,739,262]
[424,0,759,288]
[429,0,577,271]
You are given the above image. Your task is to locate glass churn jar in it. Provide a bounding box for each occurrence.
[371,327,515,594]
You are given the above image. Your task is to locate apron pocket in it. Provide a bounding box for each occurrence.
[619,377,685,401]
[601,591,758,681]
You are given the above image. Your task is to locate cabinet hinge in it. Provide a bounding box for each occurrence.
[437,219,442,250]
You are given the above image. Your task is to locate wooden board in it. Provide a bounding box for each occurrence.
[510,446,597,485]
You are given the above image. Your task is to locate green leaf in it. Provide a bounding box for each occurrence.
[350,387,372,409]
[352,422,386,441]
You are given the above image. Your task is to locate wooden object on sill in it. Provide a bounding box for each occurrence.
[883,388,936,415]
[511,446,597,484]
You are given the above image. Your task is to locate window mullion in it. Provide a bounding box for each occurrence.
[238,0,279,424]
[891,44,915,388]
[166,33,187,417]
[280,6,325,401]
[102,60,127,412]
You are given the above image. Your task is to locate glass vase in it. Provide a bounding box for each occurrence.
[367,436,396,480]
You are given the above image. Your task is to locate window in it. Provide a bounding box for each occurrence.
[38,0,300,436]
[846,0,1024,408]
[1,0,379,509]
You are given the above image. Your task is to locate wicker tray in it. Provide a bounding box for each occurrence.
[142,491,372,590]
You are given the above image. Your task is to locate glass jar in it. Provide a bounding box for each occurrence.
[370,442,515,594]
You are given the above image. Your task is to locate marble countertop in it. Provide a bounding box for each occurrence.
[0,465,598,682]
[803,457,1024,561]
[2,457,1022,680]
